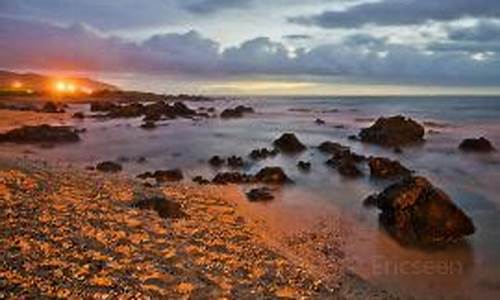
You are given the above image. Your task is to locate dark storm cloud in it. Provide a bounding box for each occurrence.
[289,0,500,28]
[1,17,499,85]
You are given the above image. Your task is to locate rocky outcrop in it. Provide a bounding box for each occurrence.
[41,102,65,113]
[96,161,122,173]
[0,125,80,144]
[368,157,412,179]
[90,100,201,120]
[132,196,185,219]
[227,156,245,168]
[255,167,292,184]
[273,133,306,153]
[249,148,279,160]
[212,172,253,184]
[246,187,274,202]
[459,137,496,152]
[138,169,184,183]
[321,141,365,177]
[220,105,254,118]
[209,155,225,167]
[359,115,425,147]
[318,141,350,155]
[364,176,475,247]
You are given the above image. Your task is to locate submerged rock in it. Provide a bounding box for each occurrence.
[0,125,80,144]
[327,157,363,177]
[138,169,183,182]
[227,156,245,168]
[315,118,326,125]
[249,148,279,160]
[132,196,185,219]
[297,161,311,172]
[359,115,425,147]
[209,155,225,167]
[459,137,496,152]
[368,157,412,179]
[273,133,306,153]
[220,105,254,118]
[192,176,210,185]
[96,161,122,173]
[318,141,350,155]
[364,176,475,247]
[324,143,365,178]
[246,187,274,202]
[212,172,253,184]
[140,121,157,130]
[255,167,292,184]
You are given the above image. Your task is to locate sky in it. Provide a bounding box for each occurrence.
[1,0,500,95]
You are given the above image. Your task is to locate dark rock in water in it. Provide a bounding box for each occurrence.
[255,167,292,184]
[220,105,254,118]
[393,147,403,154]
[0,125,80,144]
[132,196,185,219]
[96,161,122,173]
[273,133,306,153]
[107,102,144,118]
[246,187,274,202]
[359,115,425,147]
[192,176,210,185]
[72,112,85,119]
[318,141,350,155]
[140,121,157,130]
[138,169,183,182]
[227,156,245,168]
[212,172,253,184]
[41,102,65,113]
[348,135,359,141]
[297,161,311,172]
[209,155,225,167]
[365,176,475,247]
[368,157,412,179]
[315,118,326,125]
[249,148,279,160]
[459,137,496,152]
[327,157,363,177]
[136,156,147,163]
[90,101,117,112]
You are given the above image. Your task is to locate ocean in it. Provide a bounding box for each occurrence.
[4,95,500,298]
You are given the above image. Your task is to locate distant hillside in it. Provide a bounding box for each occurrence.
[0,70,118,94]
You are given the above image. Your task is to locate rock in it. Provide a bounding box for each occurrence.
[72,112,85,119]
[0,125,80,144]
[359,115,425,147]
[136,157,147,163]
[255,167,292,184]
[132,196,185,219]
[249,148,279,160]
[138,169,183,182]
[96,161,122,173]
[212,172,253,184]
[348,135,359,141]
[365,176,475,246]
[273,133,306,153]
[393,147,403,154]
[297,161,311,172]
[192,176,210,185]
[327,157,363,177]
[315,118,325,125]
[41,102,64,113]
[246,187,274,202]
[107,102,144,118]
[209,156,225,167]
[459,137,496,152]
[90,101,117,112]
[220,105,254,118]
[227,156,245,168]
[140,121,157,130]
[368,157,412,179]
[318,141,350,155]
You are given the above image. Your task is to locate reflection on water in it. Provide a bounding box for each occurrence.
[2,96,500,298]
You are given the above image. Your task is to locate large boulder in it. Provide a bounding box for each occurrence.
[368,157,412,179]
[459,137,496,152]
[273,133,306,153]
[255,167,292,184]
[0,125,80,144]
[359,115,425,147]
[364,176,475,247]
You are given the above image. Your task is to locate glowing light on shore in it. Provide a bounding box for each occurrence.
[54,80,77,93]
[11,81,23,89]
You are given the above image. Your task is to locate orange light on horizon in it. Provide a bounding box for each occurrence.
[11,81,23,89]
[54,80,77,94]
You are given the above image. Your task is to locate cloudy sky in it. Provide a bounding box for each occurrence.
[1,0,500,95]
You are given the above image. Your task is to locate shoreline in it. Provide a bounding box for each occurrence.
[0,156,396,298]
